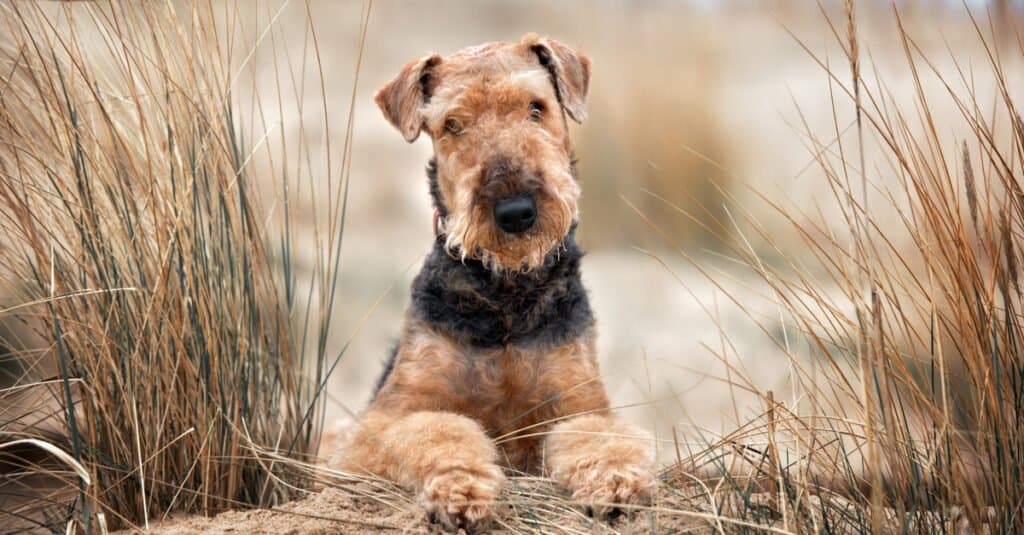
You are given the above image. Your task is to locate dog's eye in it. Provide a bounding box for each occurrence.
[444,118,463,136]
[528,100,545,120]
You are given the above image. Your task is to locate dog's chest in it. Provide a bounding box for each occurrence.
[456,345,556,431]
[454,344,566,471]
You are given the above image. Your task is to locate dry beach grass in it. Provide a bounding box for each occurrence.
[0,1,349,529]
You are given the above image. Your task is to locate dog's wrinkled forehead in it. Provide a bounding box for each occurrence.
[374,34,590,143]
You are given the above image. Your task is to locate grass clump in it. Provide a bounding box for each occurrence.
[643,4,1024,532]
[0,2,351,531]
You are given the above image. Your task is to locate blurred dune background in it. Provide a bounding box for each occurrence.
[218,0,1024,458]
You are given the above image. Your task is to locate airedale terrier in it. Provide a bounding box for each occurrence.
[337,34,655,533]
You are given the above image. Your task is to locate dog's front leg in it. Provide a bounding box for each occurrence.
[340,410,505,533]
[543,413,656,520]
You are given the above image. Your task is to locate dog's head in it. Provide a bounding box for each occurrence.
[375,34,590,272]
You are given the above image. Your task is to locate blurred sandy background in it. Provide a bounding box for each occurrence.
[214,1,1024,460]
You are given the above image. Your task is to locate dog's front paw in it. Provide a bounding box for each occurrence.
[420,463,504,533]
[564,456,656,521]
[545,415,656,521]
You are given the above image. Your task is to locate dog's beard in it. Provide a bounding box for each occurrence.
[441,174,578,273]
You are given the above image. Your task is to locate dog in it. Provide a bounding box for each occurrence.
[335,34,655,533]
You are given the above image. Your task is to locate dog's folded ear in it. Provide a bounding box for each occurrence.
[375,53,443,142]
[523,35,591,124]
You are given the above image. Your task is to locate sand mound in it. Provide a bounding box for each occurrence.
[121,478,711,534]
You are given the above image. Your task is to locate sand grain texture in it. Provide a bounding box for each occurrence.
[124,487,426,535]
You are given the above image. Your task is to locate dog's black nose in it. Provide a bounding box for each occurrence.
[493,195,537,234]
